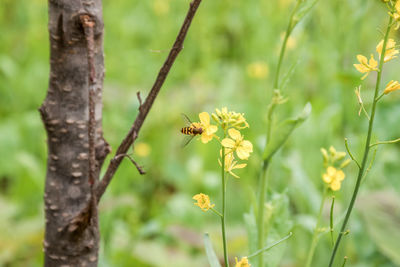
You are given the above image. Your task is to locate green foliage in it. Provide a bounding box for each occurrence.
[1,0,400,266]
[204,233,222,267]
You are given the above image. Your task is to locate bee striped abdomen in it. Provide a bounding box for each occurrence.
[181,127,194,135]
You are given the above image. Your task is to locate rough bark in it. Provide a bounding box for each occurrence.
[40,1,109,266]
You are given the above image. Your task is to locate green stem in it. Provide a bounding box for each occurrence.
[370,137,400,147]
[221,133,229,267]
[248,232,293,259]
[210,207,223,218]
[273,0,301,89]
[257,160,270,267]
[305,187,328,267]
[330,196,335,247]
[328,16,393,267]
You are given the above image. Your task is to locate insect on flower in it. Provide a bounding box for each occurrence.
[180,113,203,147]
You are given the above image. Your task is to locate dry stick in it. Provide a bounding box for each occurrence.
[96,0,203,201]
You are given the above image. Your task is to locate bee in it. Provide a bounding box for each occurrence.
[180,113,203,147]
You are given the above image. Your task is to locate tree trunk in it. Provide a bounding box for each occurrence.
[40,1,108,266]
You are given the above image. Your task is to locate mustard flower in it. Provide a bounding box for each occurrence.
[322,166,345,191]
[221,128,253,160]
[247,61,269,79]
[194,112,218,144]
[235,257,251,267]
[212,107,249,130]
[376,39,399,63]
[353,54,378,80]
[383,80,400,94]
[218,150,247,178]
[192,193,215,212]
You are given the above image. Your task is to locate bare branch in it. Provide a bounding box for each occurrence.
[95,0,203,201]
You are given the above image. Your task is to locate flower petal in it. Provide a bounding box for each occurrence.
[232,163,247,170]
[236,147,249,160]
[201,133,213,144]
[199,112,210,126]
[229,170,240,178]
[323,173,332,183]
[221,138,235,148]
[336,170,345,181]
[206,125,218,135]
[241,140,253,153]
[330,180,341,191]
[228,128,242,140]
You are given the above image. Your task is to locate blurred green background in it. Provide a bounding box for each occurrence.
[1,0,400,266]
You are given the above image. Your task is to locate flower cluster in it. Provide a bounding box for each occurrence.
[193,112,218,144]
[353,54,378,80]
[192,193,215,212]
[192,107,252,202]
[354,1,400,96]
[389,0,400,29]
[235,256,251,267]
[212,107,249,130]
[354,39,399,79]
[320,146,349,191]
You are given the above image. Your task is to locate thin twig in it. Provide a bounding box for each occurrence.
[344,138,361,169]
[95,0,203,202]
[136,91,143,108]
[370,137,400,147]
[113,153,146,175]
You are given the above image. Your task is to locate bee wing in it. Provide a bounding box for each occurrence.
[181,135,195,148]
[181,113,194,126]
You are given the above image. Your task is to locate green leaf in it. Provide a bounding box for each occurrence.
[263,103,311,161]
[203,233,222,267]
[244,210,258,254]
[295,0,319,24]
[358,191,400,265]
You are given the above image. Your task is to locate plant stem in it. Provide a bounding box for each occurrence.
[248,232,293,259]
[328,16,393,267]
[330,196,335,247]
[305,187,328,267]
[221,132,229,267]
[257,160,270,267]
[273,0,301,89]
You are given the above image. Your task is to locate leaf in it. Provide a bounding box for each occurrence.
[295,0,319,24]
[358,191,400,265]
[263,192,294,267]
[203,233,222,267]
[244,210,258,254]
[263,103,312,161]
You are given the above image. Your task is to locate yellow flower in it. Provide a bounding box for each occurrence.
[213,107,249,130]
[219,150,247,178]
[135,142,151,157]
[353,54,378,80]
[192,193,215,212]
[194,112,218,144]
[389,1,400,29]
[235,257,251,267]
[376,39,399,63]
[153,0,169,16]
[322,166,345,191]
[221,129,253,160]
[247,61,269,79]
[383,80,400,94]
